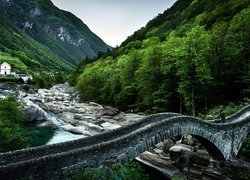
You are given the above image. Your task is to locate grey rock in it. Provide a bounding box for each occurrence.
[61,124,92,136]
[80,115,97,121]
[163,139,176,154]
[74,114,82,119]
[21,102,49,122]
[80,121,103,131]
[103,106,119,116]
[0,83,17,90]
[64,106,79,113]
[101,122,121,131]
[169,144,192,162]
[89,102,103,108]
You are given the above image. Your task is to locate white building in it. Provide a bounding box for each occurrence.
[16,72,33,82]
[0,62,11,75]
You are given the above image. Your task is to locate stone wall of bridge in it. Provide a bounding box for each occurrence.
[0,109,249,179]
[0,113,181,166]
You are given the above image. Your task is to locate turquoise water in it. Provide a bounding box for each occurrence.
[23,123,56,147]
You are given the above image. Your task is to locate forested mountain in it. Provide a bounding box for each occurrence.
[70,0,250,115]
[0,0,110,72]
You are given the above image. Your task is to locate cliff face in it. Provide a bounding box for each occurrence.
[0,0,110,70]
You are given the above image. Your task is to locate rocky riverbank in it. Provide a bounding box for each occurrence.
[137,139,225,179]
[1,83,144,144]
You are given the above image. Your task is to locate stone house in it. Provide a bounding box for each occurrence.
[0,62,11,75]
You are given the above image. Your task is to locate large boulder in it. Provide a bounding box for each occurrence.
[169,144,210,171]
[63,106,79,113]
[102,106,120,116]
[169,144,192,162]
[79,121,104,132]
[21,100,49,122]
[163,138,176,154]
[61,124,92,136]
[74,114,82,119]
[101,122,121,131]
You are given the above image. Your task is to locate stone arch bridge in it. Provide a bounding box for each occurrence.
[0,105,249,179]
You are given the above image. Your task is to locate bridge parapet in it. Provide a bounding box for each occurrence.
[0,113,181,166]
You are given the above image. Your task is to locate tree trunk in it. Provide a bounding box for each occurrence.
[205,92,208,111]
[180,95,183,114]
[192,85,195,117]
[192,63,195,117]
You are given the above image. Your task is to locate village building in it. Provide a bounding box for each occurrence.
[0,62,11,75]
[0,62,33,82]
[15,72,33,82]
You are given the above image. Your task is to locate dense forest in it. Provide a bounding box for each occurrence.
[70,0,249,116]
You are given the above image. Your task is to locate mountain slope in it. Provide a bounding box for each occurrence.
[71,0,249,114]
[0,0,110,72]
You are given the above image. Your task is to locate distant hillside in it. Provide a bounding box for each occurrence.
[0,0,110,72]
[71,0,249,115]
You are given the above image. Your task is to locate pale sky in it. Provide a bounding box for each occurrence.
[51,0,176,47]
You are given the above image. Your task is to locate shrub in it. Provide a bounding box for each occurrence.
[0,76,17,83]
[0,96,30,152]
[72,162,149,180]
[237,135,250,162]
[199,99,250,120]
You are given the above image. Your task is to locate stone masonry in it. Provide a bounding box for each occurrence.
[0,106,249,179]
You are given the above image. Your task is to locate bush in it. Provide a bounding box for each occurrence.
[0,76,17,83]
[237,135,250,162]
[0,96,30,152]
[72,162,149,180]
[199,99,250,120]
[28,71,67,89]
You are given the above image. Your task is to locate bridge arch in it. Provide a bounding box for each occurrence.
[192,135,225,160]
[131,129,227,161]
[117,117,229,162]
[114,115,250,164]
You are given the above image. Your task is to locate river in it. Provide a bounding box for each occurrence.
[15,83,143,145]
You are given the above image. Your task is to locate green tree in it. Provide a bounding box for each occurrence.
[77,60,108,102]
[208,21,228,105]
[176,25,212,116]
[136,45,163,111]
[118,50,141,107]
[54,71,66,84]
[160,32,183,113]
[225,8,250,98]
[100,64,121,106]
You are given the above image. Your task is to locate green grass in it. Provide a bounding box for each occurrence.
[172,174,185,180]
[0,53,28,71]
